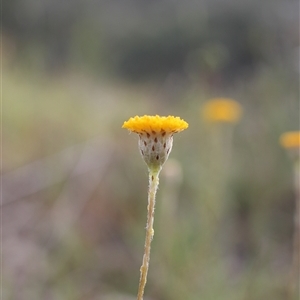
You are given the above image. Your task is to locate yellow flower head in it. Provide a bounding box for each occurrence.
[122,115,188,171]
[280,131,300,149]
[202,98,242,123]
[122,115,188,134]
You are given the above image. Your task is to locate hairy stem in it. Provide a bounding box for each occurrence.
[137,169,160,300]
[289,160,300,299]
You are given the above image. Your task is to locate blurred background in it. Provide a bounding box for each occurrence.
[3,0,300,299]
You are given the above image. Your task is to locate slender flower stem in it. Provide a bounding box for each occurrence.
[289,160,300,299]
[137,169,160,300]
[290,204,299,299]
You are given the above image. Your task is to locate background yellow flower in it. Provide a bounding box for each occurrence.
[202,98,243,123]
[280,131,300,149]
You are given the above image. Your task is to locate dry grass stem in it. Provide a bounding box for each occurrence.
[137,170,160,300]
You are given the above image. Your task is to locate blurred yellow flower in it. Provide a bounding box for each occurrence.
[123,115,188,171]
[202,98,242,123]
[280,131,300,149]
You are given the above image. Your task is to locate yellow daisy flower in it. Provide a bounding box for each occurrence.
[122,115,188,300]
[202,98,242,123]
[123,115,188,171]
[280,131,300,149]
[122,115,188,134]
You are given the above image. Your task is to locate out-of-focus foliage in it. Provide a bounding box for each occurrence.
[3,0,299,80]
[3,0,299,299]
